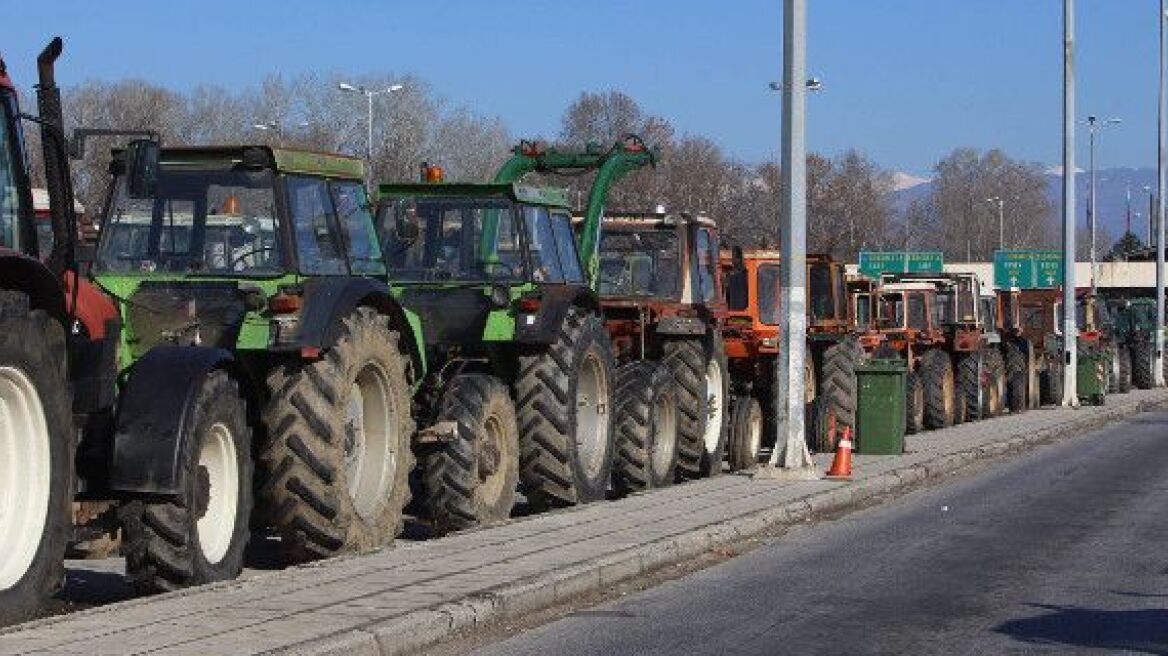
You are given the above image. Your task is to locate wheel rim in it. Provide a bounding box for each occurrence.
[196,423,239,564]
[703,359,725,452]
[0,367,51,591]
[650,392,678,475]
[476,413,509,506]
[914,383,925,426]
[344,362,396,522]
[575,352,609,480]
[942,366,955,418]
[747,408,763,461]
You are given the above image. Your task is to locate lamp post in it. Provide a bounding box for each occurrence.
[768,78,823,92]
[252,120,309,137]
[1085,115,1121,290]
[985,196,1005,251]
[337,82,404,163]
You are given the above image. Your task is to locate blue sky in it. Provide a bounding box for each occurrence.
[5,1,1161,175]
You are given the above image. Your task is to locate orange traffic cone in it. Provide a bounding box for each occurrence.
[825,425,854,479]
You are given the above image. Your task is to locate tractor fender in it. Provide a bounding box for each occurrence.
[108,345,233,496]
[293,277,424,379]
[514,284,600,344]
[0,249,66,321]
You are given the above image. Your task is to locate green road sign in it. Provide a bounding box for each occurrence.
[858,251,944,278]
[994,250,1063,289]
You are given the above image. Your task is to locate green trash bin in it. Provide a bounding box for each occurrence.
[855,358,907,455]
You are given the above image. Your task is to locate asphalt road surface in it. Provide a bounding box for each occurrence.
[468,411,1168,656]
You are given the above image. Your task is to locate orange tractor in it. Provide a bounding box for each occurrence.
[719,250,862,456]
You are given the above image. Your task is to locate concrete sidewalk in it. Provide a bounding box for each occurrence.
[4,390,1165,656]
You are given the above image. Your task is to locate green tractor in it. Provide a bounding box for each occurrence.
[90,145,426,588]
[1111,296,1159,390]
[376,137,654,533]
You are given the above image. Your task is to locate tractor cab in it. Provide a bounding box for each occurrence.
[0,68,37,258]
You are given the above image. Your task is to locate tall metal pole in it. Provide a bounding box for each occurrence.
[1157,0,1167,386]
[998,198,1005,250]
[1062,0,1079,406]
[366,91,374,164]
[760,0,816,478]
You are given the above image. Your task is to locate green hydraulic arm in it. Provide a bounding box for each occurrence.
[491,134,656,287]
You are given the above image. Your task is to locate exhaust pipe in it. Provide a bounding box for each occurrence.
[35,36,76,275]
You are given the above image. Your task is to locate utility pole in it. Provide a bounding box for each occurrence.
[758,0,816,480]
[986,196,1005,250]
[1085,114,1121,289]
[337,82,404,167]
[1157,0,1167,386]
[1062,0,1079,406]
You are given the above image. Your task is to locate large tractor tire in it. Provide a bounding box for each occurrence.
[726,395,763,472]
[984,348,1007,417]
[612,361,680,494]
[1132,340,1155,390]
[921,350,956,430]
[1116,345,1132,394]
[1040,361,1065,406]
[261,307,415,564]
[516,309,616,509]
[1106,343,1122,393]
[422,374,519,536]
[122,370,252,594]
[811,337,860,453]
[1003,341,1030,414]
[0,294,72,626]
[957,351,983,423]
[905,369,925,435]
[663,333,729,480]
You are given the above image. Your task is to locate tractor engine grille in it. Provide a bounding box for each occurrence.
[126,282,249,358]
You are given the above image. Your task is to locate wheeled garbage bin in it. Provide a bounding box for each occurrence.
[855,358,907,455]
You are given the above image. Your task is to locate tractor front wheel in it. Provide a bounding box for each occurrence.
[922,350,956,430]
[261,307,415,563]
[122,370,252,594]
[905,369,925,434]
[664,334,728,480]
[1004,340,1030,414]
[1116,345,1132,394]
[422,374,519,536]
[726,395,763,472]
[984,348,1007,417]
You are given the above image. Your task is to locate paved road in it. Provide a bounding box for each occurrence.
[469,411,1168,656]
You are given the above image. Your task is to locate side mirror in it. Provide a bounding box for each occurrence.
[124,139,160,199]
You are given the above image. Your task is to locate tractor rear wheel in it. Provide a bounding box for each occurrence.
[812,337,860,453]
[122,370,252,594]
[1132,340,1155,389]
[422,374,519,536]
[1004,341,1029,414]
[957,351,983,422]
[0,294,72,626]
[905,369,925,435]
[664,333,728,480]
[1116,345,1132,393]
[726,395,763,472]
[516,309,616,509]
[921,350,956,430]
[1040,360,1064,406]
[261,307,415,563]
[984,348,1007,417]
[612,361,679,494]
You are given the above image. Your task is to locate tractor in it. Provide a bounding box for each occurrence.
[992,287,1041,413]
[1110,296,1159,389]
[1076,289,1121,401]
[89,142,428,588]
[594,209,731,485]
[719,250,862,454]
[375,137,654,534]
[1014,288,1110,406]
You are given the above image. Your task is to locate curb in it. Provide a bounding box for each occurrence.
[281,397,1168,656]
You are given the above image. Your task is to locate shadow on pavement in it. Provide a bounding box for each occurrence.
[995,603,1168,654]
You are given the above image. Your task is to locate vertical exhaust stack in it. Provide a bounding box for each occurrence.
[35,36,77,275]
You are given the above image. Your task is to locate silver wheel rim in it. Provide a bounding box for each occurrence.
[476,413,508,506]
[747,408,763,460]
[575,352,609,480]
[197,423,239,564]
[0,367,51,591]
[651,392,678,476]
[345,363,396,521]
[702,359,725,452]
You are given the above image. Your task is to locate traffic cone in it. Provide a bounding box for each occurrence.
[825,425,854,479]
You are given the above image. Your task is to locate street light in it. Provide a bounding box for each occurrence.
[251,120,309,135]
[768,78,822,92]
[337,82,405,163]
[1085,115,1122,290]
[985,196,1005,250]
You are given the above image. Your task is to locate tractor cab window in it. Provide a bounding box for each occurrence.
[550,211,584,284]
[808,262,834,321]
[724,263,748,311]
[0,91,26,252]
[757,264,781,325]
[854,293,872,330]
[935,290,956,324]
[332,181,385,276]
[878,293,905,329]
[287,176,346,275]
[694,229,717,303]
[598,229,680,298]
[980,297,997,331]
[956,278,977,322]
[525,205,582,284]
[383,196,525,282]
[907,293,928,330]
[98,165,281,275]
